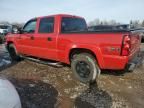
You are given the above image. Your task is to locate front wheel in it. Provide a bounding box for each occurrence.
[8,44,21,61]
[71,53,101,84]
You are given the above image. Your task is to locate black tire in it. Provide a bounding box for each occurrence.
[71,53,101,84]
[8,44,21,61]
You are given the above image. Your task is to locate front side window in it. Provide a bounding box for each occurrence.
[38,17,54,33]
[23,19,37,33]
[61,17,87,33]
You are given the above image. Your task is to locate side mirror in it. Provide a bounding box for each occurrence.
[12,27,22,34]
[12,28,20,34]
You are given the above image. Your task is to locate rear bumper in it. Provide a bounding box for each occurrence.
[101,50,142,70]
[126,52,144,71]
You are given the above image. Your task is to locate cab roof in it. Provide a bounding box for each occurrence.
[32,14,84,20]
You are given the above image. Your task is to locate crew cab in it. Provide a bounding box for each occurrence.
[5,14,143,83]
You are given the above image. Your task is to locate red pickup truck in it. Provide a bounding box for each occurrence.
[5,14,143,83]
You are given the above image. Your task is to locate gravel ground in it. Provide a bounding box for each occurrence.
[0,44,144,108]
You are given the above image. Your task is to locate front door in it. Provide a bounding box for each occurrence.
[33,17,57,60]
[17,19,37,56]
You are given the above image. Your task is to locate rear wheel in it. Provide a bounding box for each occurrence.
[8,44,21,61]
[71,53,101,84]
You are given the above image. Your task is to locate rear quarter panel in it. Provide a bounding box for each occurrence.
[57,33,126,69]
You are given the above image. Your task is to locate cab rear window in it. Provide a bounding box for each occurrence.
[61,17,87,33]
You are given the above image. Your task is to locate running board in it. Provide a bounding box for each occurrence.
[21,56,63,68]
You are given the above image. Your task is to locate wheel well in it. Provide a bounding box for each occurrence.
[7,41,13,50]
[7,41,13,45]
[69,48,97,62]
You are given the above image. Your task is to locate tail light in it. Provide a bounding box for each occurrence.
[121,35,131,56]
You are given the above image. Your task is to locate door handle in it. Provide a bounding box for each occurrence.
[47,37,52,41]
[30,36,34,40]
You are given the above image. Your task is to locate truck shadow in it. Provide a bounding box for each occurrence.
[9,78,58,108]
[0,48,23,72]
[74,82,112,108]
[101,70,126,76]
[0,61,19,71]
[0,48,13,71]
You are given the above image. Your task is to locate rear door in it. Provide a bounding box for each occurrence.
[32,17,58,60]
[16,19,37,55]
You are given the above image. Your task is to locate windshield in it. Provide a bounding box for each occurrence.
[61,17,87,33]
[0,25,9,29]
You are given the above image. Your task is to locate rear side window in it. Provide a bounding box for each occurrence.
[39,17,54,33]
[61,17,87,33]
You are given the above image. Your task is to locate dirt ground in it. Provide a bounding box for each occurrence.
[0,44,144,108]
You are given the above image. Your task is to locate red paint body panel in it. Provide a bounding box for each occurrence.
[5,14,141,70]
